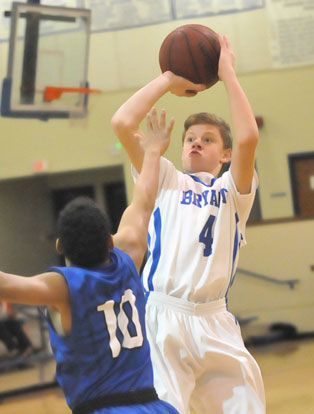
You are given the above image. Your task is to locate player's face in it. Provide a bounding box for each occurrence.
[181,124,230,175]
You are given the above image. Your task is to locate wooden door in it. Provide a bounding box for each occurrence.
[289,153,314,216]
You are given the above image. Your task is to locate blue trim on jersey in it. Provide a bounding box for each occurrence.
[187,174,217,187]
[226,213,240,298]
[231,213,240,279]
[146,208,162,291]
[146,232,151,260]
[141,233,151,287]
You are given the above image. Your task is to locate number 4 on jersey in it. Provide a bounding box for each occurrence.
[199,215,215,257]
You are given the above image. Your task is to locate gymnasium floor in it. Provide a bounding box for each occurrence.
[0,338,313,414]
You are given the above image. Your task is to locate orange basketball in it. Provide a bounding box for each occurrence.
[159,24,221,89]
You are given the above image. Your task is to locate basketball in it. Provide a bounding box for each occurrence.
[159,24,221,89]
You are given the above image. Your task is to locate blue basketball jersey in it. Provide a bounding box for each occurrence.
[43,248,156,410]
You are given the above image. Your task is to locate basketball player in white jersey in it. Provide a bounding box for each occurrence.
[112,34,266,414]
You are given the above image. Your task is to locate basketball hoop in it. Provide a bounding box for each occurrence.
[44,86,102,102]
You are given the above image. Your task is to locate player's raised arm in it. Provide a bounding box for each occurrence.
[113,108,174,270]
[218,34,259,194]
[111,73,204,173]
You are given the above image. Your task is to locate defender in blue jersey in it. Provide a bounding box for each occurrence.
[0,112,179,414]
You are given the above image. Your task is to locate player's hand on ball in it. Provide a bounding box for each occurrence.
[136,107,174,155]
[163,71,207,97]
[217,34,235,82]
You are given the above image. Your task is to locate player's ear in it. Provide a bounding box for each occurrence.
[221,148,232,163]
[108,235,114,249]
[56,238,63,255]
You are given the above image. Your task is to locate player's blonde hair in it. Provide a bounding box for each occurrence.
[182,112,233,149]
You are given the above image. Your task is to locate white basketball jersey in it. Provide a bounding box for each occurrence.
[133,157,258,303]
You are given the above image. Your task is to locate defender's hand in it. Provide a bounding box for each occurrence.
[136,107,174,155]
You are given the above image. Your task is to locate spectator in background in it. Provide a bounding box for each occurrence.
[0,301,34,358]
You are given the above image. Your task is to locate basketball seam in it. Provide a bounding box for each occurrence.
[189,26,220,55]
[189,26,220,83]
[180,30,201,84]
[168,31,178,75]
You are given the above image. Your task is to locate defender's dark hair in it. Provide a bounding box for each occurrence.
[182,112,233,149]
[57,197,111,268]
